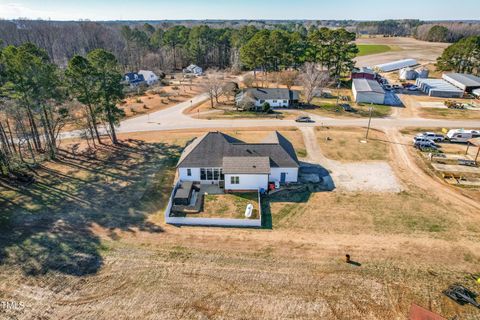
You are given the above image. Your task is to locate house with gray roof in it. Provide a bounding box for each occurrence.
[235,88,300,109]
[176,131,299,191]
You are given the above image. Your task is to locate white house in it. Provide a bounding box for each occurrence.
[352,79,385,104]
[235,88,300,109]
[138,70,159,85]
[183,64,203,76]
[176,131,299,191]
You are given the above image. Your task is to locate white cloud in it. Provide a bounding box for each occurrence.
[0,2,76,20]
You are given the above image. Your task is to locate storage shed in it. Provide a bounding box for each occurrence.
[374,59,418,72]
[442,73,480,93]
[352,79,385,104]
[416,78,464,98]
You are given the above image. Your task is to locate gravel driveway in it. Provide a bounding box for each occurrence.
[300,127,402,192]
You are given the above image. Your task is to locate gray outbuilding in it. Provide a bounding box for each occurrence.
[416,78,464,98]
[352,79,385,104]
[442,73,480,93]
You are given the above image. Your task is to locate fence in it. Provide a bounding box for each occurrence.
[164,182,262,227]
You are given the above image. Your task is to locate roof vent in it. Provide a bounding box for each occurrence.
[253,165,257,168]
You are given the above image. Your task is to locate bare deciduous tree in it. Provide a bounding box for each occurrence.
[298,63,330,105]
[202,74,224,108]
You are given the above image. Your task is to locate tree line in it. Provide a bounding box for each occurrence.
[0,42,125,177]
[436,36,480,75]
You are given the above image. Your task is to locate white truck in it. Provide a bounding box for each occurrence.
[446,129,480,143]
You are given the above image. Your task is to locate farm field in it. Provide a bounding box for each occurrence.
[1,129,479,319]
[354,36,449,67]
[356,44,392,56]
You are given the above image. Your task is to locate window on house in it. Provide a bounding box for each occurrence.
[187,169,191,176]
[220,169,224,180]
[200,169,206,180]
[213,169,219,180]
[273,100,277,103]
[259,100,265,104]
[230,176,240,184]
[207,169,213,180]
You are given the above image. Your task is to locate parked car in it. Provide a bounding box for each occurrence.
[407,85,418,91]
[416,132,445,142]
[392,85,402,90]
[340,104,354,112]
[414,140,438,150]
[295,116,315,123]
[383,84,392,91]
[413,136,439,146]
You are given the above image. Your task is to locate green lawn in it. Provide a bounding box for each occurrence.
[357,44,392,56]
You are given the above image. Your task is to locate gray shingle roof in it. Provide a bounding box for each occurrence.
[223,157,270,174]
[353,79,385,94]
[177,131,299,169]
[240,88,300,101]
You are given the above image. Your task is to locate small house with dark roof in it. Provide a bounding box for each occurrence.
[123,72,145,87]
[235,88,300,109]
[176,131,299,191]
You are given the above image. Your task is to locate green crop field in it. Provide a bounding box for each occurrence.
[357,44,392,56]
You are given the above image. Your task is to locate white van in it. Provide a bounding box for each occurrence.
[446,129,480,143]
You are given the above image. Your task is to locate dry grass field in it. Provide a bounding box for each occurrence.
[316,127,389,161]
[200,193,259,219]
[1,129,480,319]
[354,37,449,67]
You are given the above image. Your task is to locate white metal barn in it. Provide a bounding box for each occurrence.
[442,73,480,93]
[416,78,464,98]
[374,59,418,72]
[352,79,385,104]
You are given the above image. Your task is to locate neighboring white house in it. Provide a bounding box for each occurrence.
[352,79,385,104]
[176,131,300,191]
[235,88,300,109]
[183,64,203,76]
[138,70,159,85]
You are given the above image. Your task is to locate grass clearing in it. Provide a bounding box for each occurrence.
[357,44,392,56]
[316,127,389,161]
[310,99,392,118]
[419,108,480,120]
[199,193,259,219]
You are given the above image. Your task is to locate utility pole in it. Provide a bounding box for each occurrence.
[365,106,373,141]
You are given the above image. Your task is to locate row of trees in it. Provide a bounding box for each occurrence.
[240,27,358,81]
[436,36,480,75]
[0,43,125,176]
[414,23,480,43]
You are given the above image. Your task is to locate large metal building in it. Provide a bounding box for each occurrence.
[352,79,385,104]
[416,78,464,98]
[442,73,480,93]
[374,59,418,72]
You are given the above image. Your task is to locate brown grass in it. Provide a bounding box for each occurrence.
[1,129,480,319]
[316,127,389,161]
[197,193,259,219]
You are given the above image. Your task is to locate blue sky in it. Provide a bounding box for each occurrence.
[0,0,478,21]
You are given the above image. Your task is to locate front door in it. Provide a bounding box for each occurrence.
[280,172,287,184]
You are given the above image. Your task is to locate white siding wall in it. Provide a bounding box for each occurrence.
[178,168,200,181]
[270,168,298,183]
[225,174,268,190]
[254,99,289,108]
[354,92,385,104]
